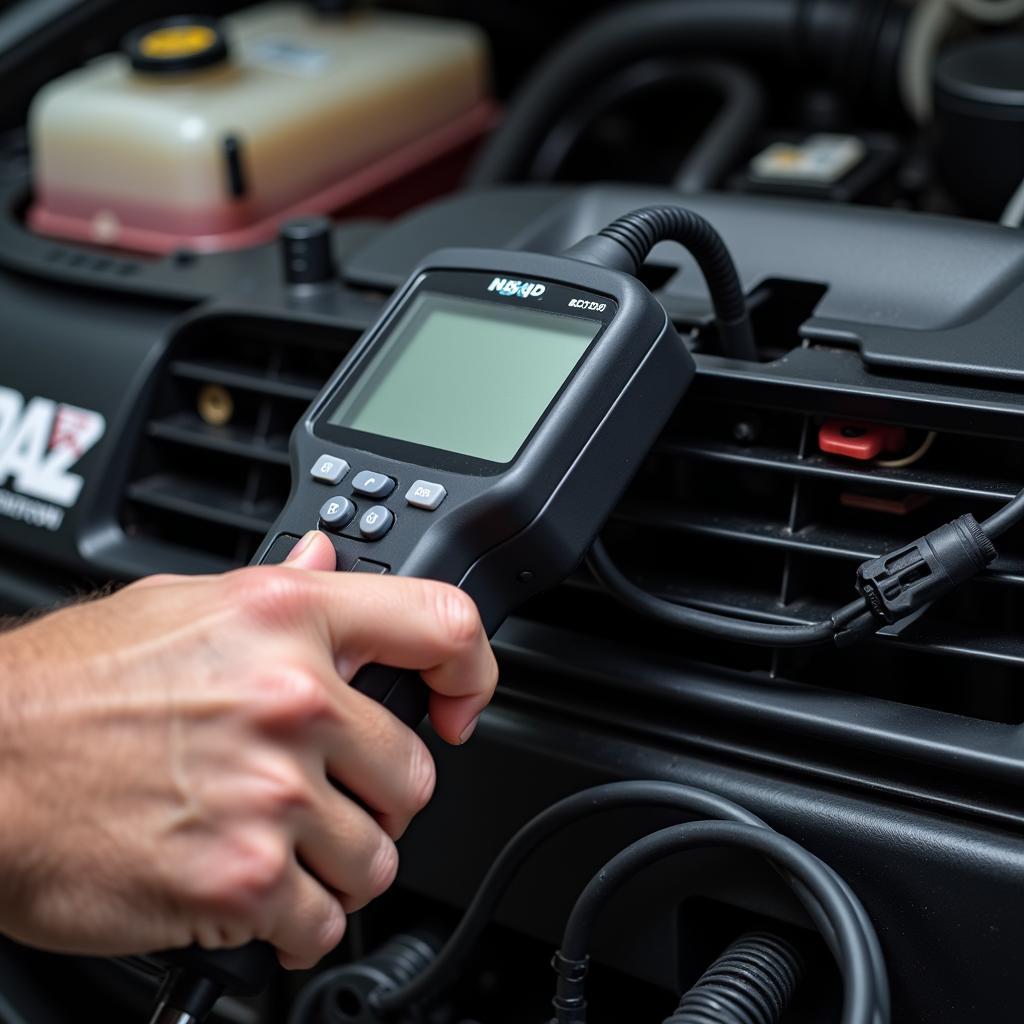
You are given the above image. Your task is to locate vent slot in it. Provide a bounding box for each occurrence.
[121,316,362,566]
[119,312,1024,724]
[519,395,1024,723]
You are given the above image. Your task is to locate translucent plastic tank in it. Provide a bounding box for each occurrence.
[28,3,493,253]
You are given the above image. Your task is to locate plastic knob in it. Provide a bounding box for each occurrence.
[279,216,336,287]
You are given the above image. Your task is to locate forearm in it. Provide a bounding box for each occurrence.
[0,618,31,769]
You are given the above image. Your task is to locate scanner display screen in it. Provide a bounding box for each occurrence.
[327,291,600,463]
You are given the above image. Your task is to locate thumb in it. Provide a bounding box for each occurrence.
[283,530,338,571]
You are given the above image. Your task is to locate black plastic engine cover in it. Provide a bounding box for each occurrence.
[2,184,1024,1022]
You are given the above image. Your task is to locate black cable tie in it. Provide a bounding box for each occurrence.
[551,950,590,1022]
[855,513,997,625]
[551,950,590,984]
[833,610,879,648]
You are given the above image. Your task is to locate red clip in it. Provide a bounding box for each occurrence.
[818,420,906,461]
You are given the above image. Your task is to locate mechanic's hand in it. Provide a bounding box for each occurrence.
[0,531,497,969]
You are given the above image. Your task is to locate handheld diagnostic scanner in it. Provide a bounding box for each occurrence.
[254,243,696,726]
[153,207,758,1024]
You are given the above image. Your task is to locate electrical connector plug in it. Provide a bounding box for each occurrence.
[855,514,997,626]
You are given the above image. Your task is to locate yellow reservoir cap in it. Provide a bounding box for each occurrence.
[124,16,229,74]
[139,24,218,60]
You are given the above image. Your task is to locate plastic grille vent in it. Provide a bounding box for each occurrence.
[121,318,362,568]
[121,318,1024,722]
[521,392,1024,723]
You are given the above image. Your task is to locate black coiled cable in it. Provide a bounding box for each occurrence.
[664,932,802,1024]
[598,207,745,323]
[595,206,757,361]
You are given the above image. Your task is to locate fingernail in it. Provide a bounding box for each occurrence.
[285,531,318,562]
[459,716,481,745]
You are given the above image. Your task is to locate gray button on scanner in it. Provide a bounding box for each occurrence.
[351,558,389,574]
[319,495,356,531]
[311,454,349,485]
[405,480,446,510]
[352,470,396,498]
[358,505,394,540]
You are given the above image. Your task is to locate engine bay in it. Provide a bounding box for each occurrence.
[2,2,1024,1022]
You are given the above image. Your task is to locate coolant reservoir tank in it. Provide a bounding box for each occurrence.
[28,3,493,253]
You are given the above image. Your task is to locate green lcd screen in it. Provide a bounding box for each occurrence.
[327,292,601,464]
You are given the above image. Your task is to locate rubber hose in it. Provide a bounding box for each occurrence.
[469,0,799,186]
[664,932,803,1024]
[674,62,766,194]
[523,58,764,192]
[469,0,909,186]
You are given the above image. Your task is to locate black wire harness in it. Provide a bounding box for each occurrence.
[364,781,888,1024]
[553,821,883,1024]
[566,204,1023,650]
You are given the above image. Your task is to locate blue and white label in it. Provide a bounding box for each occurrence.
[247,38,330,76]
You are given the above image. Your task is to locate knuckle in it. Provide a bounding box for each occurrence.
[233,834,289,902]
[251,666,330,727]
[255,757,315,816]
[366,832,400,899]
[314,902,347,959]
[432,584,481,652]
[200,831,289,917]
[405,738,436,815]
[228,567,309,623]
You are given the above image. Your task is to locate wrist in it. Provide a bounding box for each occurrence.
[0,625,38,910]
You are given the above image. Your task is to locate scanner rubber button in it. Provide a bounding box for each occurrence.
[259,534,301,564]
[319,495,356,530]
[351,558,389,574]
[405,480,446,510]
[352,470,396,498]
[311,454,349,485]
[358,505,394,540]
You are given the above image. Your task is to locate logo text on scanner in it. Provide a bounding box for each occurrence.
[487,278,546,299]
